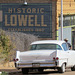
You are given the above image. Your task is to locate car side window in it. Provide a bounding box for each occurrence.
[62,43,68,51]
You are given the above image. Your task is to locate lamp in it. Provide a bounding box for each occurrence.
[24,0,27,5]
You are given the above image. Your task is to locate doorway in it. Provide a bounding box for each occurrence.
[72,31,75,50]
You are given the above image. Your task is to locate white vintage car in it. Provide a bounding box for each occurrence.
[14,40,75,74]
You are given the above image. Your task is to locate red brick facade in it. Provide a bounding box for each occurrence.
[0,0,57,40]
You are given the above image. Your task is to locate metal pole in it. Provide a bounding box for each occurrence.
[61,0,63,40]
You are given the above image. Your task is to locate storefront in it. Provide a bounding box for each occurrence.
[57,0,75,50]
[58,15,75,50]
[72,27,75,50]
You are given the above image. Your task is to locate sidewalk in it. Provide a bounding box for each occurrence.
[0,69,21,75]
[0,62,20,74]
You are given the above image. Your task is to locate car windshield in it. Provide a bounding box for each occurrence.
[30,44,62,50]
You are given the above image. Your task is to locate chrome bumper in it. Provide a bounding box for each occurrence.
[15,61,57,68]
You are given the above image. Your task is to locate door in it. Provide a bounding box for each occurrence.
[66,50,75,67]
[72,31,75,50]
[62,43,75,67]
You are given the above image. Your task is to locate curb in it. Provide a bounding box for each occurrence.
[8,71,21,75]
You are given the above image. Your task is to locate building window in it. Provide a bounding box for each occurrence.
[59,15,75,27]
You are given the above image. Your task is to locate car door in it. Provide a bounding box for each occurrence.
[62,43,75,67]
[66,50,75,67]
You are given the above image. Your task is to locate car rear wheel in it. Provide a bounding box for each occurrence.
[22,68,29,74]
[58,64,66,73]
[38,68,43,72]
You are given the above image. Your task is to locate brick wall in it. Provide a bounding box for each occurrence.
[0,0,53,3]
[0,0,57,40]
[57,0,75,15]
[57,0,75,30]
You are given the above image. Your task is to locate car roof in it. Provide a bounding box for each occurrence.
[31,40,66,45]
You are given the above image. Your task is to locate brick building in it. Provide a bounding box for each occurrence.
[0,0,75,49]
[57,0,75,49]
[0,0,57,40]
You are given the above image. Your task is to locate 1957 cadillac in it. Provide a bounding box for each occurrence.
[14,40,75,74]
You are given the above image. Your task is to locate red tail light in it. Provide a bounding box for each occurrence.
[13,58,19,62]
[13,59,16,61]
[16,58,19,61]
[56,57,59,60]
[53,57,59,60]
[53,57,55,60]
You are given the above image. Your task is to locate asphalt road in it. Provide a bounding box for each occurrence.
[9,69,75,75]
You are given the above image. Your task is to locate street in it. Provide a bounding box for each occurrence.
[9,69,75,75]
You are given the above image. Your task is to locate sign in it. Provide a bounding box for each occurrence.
[0,3,52,38]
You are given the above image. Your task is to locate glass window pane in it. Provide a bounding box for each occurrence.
[62,43,68,51]
[30,44,62,50]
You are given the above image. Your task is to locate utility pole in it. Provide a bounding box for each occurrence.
[61,0,63,40]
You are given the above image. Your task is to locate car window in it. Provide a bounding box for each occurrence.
[30,44,62,50]
[62,43,68,51]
